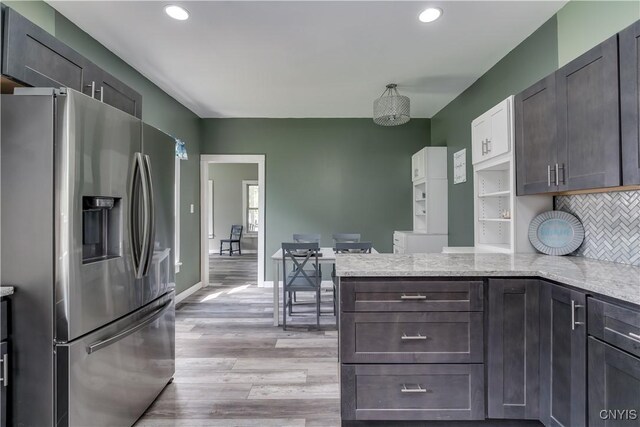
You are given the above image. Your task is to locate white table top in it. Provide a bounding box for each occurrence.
[271,247,377,261]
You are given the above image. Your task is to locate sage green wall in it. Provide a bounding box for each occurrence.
[557,0,640,66]
[4,1,201,293]
[431,0,639,247]
[430,17,559,246]
[201,118,430,280]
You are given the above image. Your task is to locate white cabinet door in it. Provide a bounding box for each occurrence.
[487,100,510,159]
[472,98,511,164]
[471,115,490,164]
[411,149,425,181]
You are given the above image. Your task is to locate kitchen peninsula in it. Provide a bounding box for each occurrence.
[336,253,640,426]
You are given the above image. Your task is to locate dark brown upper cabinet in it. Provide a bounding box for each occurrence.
[2,8,92,92]
[85,67,142,119]
[516,34,623,195]
[556,36,620,191]
[1,7,142,118]
[620,20,640,185]
[515,74,559,195]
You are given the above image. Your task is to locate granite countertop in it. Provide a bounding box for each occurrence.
[335,253,640,306]
[0,286,14,297]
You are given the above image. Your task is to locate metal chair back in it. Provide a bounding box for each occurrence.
[282,242,320,288]
[334,241,372,254]
[292,233,321,244]
[332,233,361,244]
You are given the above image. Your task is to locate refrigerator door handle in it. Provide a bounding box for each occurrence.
[86,299,172,354]
[141,155,155,277]
[129,154,142,276]
[130,152,150,279]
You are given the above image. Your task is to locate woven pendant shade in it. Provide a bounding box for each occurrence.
[373,83,410,126]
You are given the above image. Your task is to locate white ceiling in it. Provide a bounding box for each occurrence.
[48,1,566,118]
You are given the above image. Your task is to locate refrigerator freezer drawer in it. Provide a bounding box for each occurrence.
[56,292,175,427]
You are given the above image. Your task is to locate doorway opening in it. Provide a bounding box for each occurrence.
[200,155,265,288]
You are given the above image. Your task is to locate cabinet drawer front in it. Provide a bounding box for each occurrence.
[341,312,483,363]
[588,298,640,357]
[341,364,484,421]
[341,279,483,312]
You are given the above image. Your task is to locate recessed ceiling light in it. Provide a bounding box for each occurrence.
[165,5,189,21]
[418,7,442,23]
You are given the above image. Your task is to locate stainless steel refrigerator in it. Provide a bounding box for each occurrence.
[1,88,176,426]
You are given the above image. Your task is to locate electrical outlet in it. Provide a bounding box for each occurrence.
[190,204,194,214]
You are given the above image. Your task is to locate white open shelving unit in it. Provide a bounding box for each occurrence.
[474,158,514,253]
[395,147,448,254]
[467,96,552,254]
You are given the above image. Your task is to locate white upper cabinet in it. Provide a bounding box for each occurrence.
[412,147,447,182]
[411,149,426,181]
[471,98,511,164]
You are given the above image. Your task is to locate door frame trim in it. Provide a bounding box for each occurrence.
[200,154,266,287]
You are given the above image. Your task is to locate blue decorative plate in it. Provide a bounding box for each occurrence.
[528,211,584,256]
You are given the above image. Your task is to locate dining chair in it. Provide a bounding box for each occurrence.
[331,241,372,315]
[291,234,322,303]
[220,225,243,256]
[332,233,361,244]
[281,242,321,329]
[293,233,321,244]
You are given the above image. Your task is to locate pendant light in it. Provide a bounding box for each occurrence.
[373,83,410,126]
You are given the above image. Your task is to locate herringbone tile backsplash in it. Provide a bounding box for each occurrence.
[555,190,640,266]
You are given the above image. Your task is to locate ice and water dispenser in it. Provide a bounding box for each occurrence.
[82,196,122,263]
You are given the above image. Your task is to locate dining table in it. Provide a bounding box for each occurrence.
[270,246,377,326]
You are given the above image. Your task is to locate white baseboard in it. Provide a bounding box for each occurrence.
[175,281,203,304]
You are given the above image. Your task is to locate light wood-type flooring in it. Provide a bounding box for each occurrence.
[135,254,341,427]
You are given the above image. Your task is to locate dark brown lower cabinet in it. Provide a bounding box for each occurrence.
[539,282,587,427]
[341,364,485,421]
[588,338,640,427]
[487,279,540,420]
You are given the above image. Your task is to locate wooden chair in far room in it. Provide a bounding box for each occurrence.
[220,225,243,256]
[282,242,321,330]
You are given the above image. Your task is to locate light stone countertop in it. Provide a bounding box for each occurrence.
[335,253,640,306]
[0,286,14,297]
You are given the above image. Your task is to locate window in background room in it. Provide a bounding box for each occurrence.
[243,180,259,234]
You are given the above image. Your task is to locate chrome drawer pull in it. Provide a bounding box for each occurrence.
[401,333,427,340]
[400,294,426,300]
[629,332,640,342]
[0,353,7,387]
[571,300,585,331]
[401,384,427,393]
